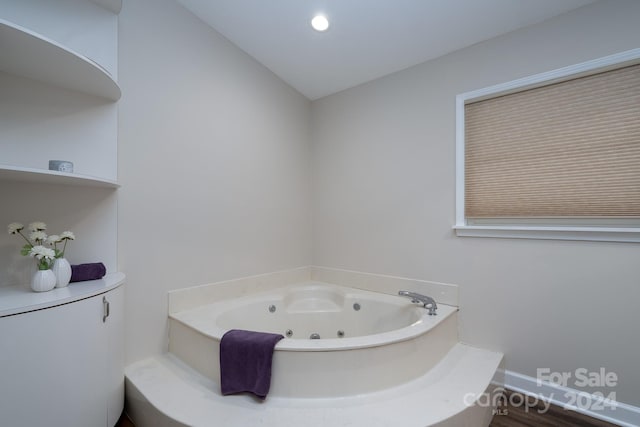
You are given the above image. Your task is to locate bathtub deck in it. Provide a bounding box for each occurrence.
[125,343,503,427]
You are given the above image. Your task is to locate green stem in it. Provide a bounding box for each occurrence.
[17,230,32,247]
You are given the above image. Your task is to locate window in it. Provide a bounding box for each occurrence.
[455,49,640,242]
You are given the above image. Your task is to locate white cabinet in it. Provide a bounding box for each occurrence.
[0,283,124,427]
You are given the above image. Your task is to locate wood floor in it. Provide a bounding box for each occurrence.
[116,413,135,427]
[489,390,618,427]
[116,390,619,427]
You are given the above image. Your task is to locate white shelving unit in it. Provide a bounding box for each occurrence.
[0,0,121,297]
[0,0,120,184]
[1,2,124,425]
[0,19,121,101]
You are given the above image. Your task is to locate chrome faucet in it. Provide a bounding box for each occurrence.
[398,291,438,315]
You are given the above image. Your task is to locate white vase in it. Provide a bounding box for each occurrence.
[31,269,56,292]
[52,257,72,288]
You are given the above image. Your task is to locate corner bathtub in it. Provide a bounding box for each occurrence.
[169,282,458,398]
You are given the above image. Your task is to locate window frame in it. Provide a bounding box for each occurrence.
[454,49,640,243]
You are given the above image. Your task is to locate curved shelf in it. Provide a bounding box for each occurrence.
[0,19,121,100]
[0,164,119,188]
[0,272,125,317]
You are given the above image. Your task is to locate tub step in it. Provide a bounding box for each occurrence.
[125,343,503,427]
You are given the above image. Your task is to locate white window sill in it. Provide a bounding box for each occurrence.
[453,225,640,243]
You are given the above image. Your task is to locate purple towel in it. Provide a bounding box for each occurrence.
[220,329,284,399]
[70,263,106,282]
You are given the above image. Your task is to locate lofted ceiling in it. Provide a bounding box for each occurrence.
[177,0,597,100]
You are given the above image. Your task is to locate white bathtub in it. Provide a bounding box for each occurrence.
[169,282,458,397]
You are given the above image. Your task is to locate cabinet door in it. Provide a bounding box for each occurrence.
[106,285,125,427]
[0,294,108,427]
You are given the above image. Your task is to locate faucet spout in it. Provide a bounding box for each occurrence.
[398,290,438,315]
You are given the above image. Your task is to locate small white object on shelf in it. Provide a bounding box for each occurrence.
[48,160,74,173]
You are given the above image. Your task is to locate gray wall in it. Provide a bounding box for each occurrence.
[118,0,312,363]
[311,0,640,406]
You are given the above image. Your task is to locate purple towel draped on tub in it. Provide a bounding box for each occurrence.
[220,329,284,399]
[70,262,106,282]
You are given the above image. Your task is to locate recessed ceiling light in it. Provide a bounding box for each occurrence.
[311,15,329,32]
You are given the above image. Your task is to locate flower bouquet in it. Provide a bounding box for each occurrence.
[8,221,75,291]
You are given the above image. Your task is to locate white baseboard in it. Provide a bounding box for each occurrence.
[501,369,640,427]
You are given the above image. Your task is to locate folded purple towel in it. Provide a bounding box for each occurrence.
[220,329,284,399]
[70,263,106,282]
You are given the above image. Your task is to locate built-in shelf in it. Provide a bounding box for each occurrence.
[0,164,119,188]
[0,19,121,101]
[90,0,123,14]
[0,272,125,317]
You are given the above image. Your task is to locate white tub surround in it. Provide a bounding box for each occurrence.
[169,283,459,397]
[310,266,459,307]
[168,265,458,313]
[168,266,312,314]
[127,267,502,426]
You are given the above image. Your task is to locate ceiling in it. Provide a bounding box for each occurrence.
[177,0,596,100]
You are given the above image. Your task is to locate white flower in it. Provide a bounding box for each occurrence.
[29,245,55,260]
[29,230,48,243]
[46,235,61,245]
[60,231,75,240]
[7,222,24,235]
[28,221,47,231]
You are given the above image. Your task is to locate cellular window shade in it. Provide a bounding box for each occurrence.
[464,64,640,219]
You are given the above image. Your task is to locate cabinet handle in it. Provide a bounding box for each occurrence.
[103,296,110,323]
